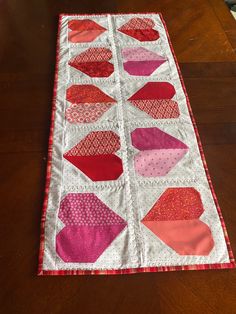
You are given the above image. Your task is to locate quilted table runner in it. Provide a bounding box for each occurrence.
[38,13,235,275]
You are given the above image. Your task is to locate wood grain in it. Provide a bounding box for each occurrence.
[0,1,235,313]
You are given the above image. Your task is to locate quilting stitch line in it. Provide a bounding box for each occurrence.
[107,14,142,266]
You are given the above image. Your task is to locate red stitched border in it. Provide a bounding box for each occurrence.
[38,13,235,276]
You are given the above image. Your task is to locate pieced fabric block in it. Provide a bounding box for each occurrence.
[118,18,160,41]
[122,47,167,76]
[69,48,114,77]
[56,193,127,262]
[38,13,235,275]
[131,127,188,177]
[66,84,116,123]
[142,188,214,255]
[68,19,106,43]
[128,82,180,119]
[63,131,123,181]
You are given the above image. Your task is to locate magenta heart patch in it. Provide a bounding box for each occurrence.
[122,47,167,76]
[56,193,127,262]
[131,127,188,177]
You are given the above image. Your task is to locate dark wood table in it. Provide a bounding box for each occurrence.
[1,1,236,313]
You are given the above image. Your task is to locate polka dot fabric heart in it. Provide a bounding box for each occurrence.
[38,13,235,276]
[56,193,127,262]
[131,127,188,177]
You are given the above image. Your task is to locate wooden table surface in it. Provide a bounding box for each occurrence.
[1,1,236,313]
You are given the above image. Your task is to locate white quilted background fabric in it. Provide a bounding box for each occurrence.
[41,13,231,272]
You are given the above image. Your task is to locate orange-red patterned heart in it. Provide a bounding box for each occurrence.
[142,188,214,255]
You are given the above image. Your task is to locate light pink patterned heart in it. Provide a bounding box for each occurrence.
[131,127,188,177]
[122,47,167,76]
